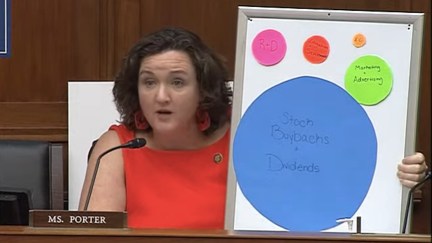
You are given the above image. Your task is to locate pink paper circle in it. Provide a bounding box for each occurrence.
[252,29,287,66]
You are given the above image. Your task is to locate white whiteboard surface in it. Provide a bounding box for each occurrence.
[225,7,423,233]
[68,81,118,210]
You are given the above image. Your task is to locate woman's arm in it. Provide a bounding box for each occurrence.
[78,130,126,211]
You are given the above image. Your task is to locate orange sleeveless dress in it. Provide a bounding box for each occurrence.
[110,124,229,229]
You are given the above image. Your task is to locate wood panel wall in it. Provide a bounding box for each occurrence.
[0,0,429,233]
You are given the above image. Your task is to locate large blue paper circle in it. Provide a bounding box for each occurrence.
[233,76,377,231]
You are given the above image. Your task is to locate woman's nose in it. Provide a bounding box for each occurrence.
[155,85,170,103]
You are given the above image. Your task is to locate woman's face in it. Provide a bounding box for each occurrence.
[137,50,200,134]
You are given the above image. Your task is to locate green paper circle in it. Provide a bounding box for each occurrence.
[344,55,393,105]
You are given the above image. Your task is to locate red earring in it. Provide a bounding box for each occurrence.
[134,111,149,130]
[196,110,211,131]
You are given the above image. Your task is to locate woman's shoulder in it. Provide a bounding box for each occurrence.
[108,123,128,134]
[87,129,122,163]
[89,124,133,158]
[108,124,136,144]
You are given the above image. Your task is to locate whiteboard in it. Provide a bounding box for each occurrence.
[68,81,119,210]
[225,6,424,234]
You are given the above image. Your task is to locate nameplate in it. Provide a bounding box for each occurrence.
[29,210,127,228]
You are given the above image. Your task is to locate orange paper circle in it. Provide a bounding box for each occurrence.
[353,33,366,48]
[303,35,330,64]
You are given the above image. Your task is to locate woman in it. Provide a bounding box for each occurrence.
[79,27,231,229]
[79,27,428,229]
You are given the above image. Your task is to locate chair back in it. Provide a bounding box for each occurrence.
[0,140,63,211]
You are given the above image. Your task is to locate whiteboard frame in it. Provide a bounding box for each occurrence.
[224,6,424,233]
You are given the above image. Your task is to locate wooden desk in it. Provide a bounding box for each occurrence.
[0,226,430,243]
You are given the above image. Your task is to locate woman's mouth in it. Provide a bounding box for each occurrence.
[156,110,172,116]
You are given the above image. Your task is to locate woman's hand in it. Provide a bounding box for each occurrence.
[397,152,428,188]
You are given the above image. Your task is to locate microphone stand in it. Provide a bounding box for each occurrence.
[83,138,146,210]
[28,138,145,228]
[401,170,431,234]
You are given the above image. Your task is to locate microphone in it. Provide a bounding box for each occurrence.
[83,138,146,210]
[401,170,431,233]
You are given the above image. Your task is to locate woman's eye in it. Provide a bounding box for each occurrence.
[172,78,184,87]
[142,79,156,88]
